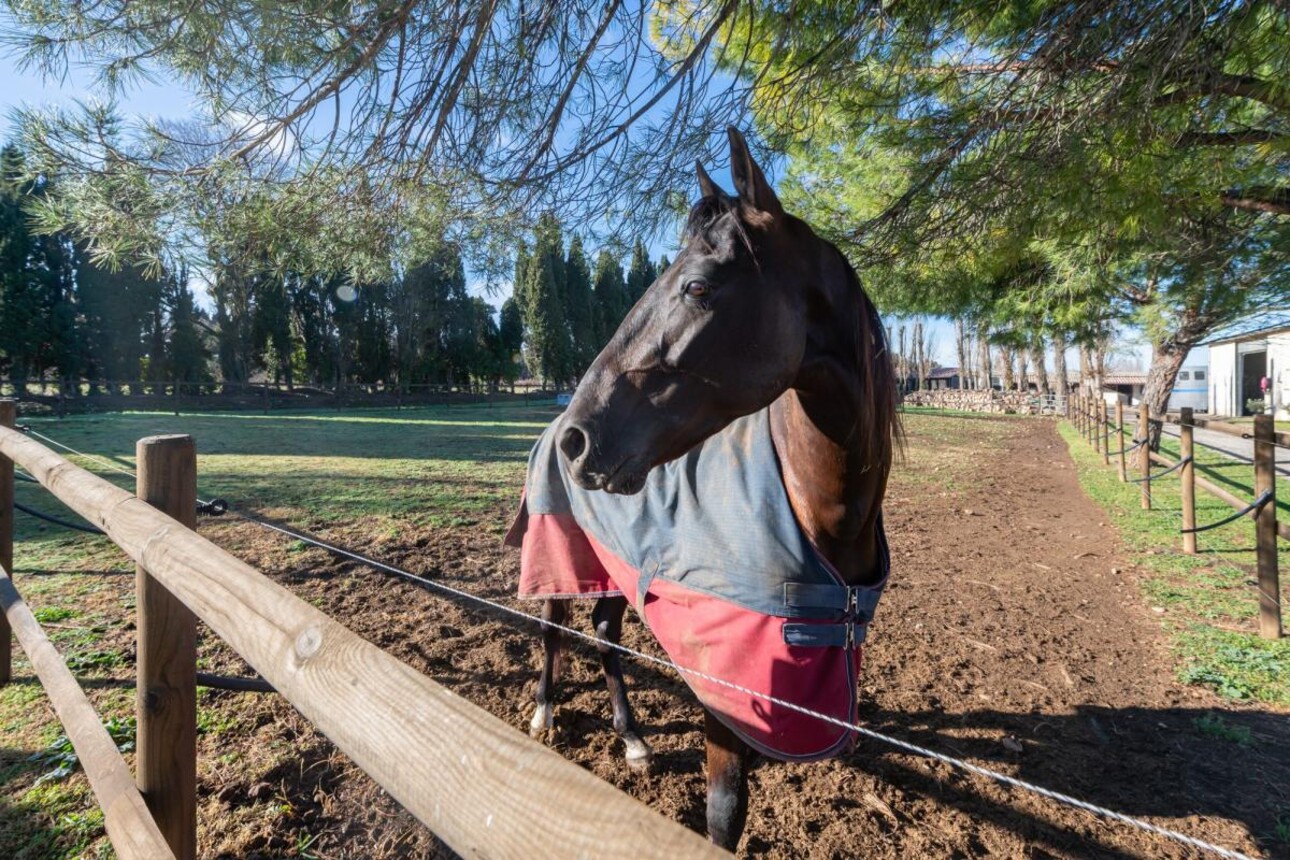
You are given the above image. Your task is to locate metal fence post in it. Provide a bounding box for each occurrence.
[0,399,13,685]
[1254,415,1282,639]
[1116,401,1127,482]
[136,434,198,859]
[1139,407,1151,510]
[1180,407,1196,554]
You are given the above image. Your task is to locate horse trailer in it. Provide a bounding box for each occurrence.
[1167,366,1209,413]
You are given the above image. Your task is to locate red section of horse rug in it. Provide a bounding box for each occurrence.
[507,507,863,761]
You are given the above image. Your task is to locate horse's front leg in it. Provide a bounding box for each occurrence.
[591,595,653,771]
[530,598,568,738]
[704,708,751,851]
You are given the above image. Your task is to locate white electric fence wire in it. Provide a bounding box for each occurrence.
[18,425,1263,860]
[22,428,138,479]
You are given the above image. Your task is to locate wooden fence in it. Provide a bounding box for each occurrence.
[1,379,565,417]
[0,399,723,859]
[1069,394,1282,640]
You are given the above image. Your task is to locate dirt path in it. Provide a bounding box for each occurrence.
[196,415,1287,858]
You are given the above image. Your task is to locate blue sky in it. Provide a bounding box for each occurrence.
[0,41,1161,371]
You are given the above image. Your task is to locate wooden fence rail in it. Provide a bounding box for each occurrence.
[0,407,723,858]
[0,568,176,859]
[1071,397,1282,639]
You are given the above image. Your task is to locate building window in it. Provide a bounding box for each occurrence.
[1194,370,1206,381]
[1178,371,1190,381]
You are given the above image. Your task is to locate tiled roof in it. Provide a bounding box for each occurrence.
[1103,372,1148,385]
[927,367,960,379]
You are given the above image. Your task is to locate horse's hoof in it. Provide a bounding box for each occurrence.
[624,737,654,772]
[529,704,554,739]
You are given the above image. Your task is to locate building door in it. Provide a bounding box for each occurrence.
[1241,350,1267,415]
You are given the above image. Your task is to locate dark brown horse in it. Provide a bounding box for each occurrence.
[529,127,898,851]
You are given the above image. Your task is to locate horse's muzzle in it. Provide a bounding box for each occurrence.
[559,419,648,495]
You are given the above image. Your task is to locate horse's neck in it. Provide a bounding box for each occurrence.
[769,369,887,587]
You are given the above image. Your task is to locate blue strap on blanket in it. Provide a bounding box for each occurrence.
[781,581,885,648]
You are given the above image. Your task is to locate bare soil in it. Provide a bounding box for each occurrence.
[18,415,1290,858]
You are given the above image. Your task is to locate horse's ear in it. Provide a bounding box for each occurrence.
[695,160,723,200]
[726,126,783,223]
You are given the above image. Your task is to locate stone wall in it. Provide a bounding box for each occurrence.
[901,389,1061,415]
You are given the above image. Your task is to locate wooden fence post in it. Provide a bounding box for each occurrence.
[136,435,197,860]
[1101,399,1110,465]
[1254,415,1282,639]
[1116,401,1127,482]
[1093,396,1101,453]
[1181,407,1196,554]
[1139,407,1151,510]
[1090,396,1098,447]
[0,399,13,685]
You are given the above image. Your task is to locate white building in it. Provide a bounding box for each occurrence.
[1204,311,1290,418]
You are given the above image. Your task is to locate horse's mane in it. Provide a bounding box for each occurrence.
[837,253,903,469]
[685,194,752,254]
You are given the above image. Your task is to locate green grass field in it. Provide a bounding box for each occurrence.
[1059,422,1290,705]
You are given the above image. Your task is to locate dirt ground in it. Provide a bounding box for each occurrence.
[12,414,1290,858]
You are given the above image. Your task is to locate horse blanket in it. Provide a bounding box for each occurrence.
[504,408,889,761]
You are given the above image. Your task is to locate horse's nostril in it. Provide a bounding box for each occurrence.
[560,424,588,462]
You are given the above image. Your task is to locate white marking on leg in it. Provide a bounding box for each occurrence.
[530,703,553,735]
[624,736,654,770]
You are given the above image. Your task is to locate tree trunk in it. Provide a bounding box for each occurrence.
[1001,346,1015,391]
[897,325,908,392]
[954,319,968,389]
[1079,345,1093,395]
[977,325,991,390]
[1052,334,1069,397]
[1143,343,1190,449]
[1142,315,1213,449]
[913,321,925,391]
[1031,343,1050,394]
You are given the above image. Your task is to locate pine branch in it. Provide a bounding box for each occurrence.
[1220,186,1290,216]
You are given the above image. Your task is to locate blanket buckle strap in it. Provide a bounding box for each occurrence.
[781,583,883,649]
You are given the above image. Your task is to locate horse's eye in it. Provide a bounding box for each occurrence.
[683,280,710,299]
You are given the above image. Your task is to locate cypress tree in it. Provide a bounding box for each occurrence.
[591,249,627,345]
[563,233,595,375]
[522,213,570,387]
[498,297,524,384]
[0,145,41,388]
[166,266,212,387]
[625,238,655,306]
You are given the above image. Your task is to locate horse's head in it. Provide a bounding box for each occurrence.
[560,127,812,494]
